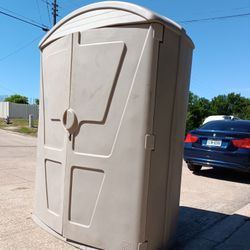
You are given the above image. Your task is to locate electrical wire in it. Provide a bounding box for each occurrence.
[44,0,52,26]
[59,0,82,10]
[0,84,16,94]
[179,12,250,24]
[0,10,49,31]
[0,5,46,26]
[0,36,42,63]
[41,0,51,5]
[35,0,43,24]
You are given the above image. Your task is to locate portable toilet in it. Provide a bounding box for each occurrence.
[34,2,194,250]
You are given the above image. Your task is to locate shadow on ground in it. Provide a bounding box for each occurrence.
[172,206,225,249]
[193,168,250,184]
[172,206,250,249]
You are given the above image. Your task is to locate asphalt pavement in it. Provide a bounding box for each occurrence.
[0,129,250,249]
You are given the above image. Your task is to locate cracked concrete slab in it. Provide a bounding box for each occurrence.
[214,220,250,250]
[0,129,75,249]
[181,238,217,250]
[174,164,250,249]
[180,214,249,250]
[198,214,248,243]
[1,129,250,250]
[235,203,250,217]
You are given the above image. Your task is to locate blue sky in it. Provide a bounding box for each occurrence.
[0,0,249,102]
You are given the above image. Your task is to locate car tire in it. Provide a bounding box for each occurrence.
[187,163,202,172]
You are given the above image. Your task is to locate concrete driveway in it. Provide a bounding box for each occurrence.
[0,129,74,249]
[174,163,250,249]
[0,129,250,249]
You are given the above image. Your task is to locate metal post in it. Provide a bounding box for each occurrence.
[5,116,10,124]
[29,114,33,128]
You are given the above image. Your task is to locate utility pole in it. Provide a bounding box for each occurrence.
[52,0,58,26]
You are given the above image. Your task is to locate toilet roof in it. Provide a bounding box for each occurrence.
[40,1,187,48]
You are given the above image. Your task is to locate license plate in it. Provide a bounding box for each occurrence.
[206,139,222,147]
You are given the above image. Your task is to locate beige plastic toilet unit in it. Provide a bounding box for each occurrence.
[33,1,194,250]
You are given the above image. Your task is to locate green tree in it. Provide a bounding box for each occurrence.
[210,94,229,115]
[245,105,250,120]
[186,92,211,132]
[4,94,28,104]
[186,92,250,132]
[211,93,250,119]
[35,98,39,105]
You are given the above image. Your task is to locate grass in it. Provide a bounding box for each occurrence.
[0,118,38,136]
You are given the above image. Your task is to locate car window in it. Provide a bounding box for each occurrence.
[200,121,250,133]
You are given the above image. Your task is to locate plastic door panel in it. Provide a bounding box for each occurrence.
[62,24,161,250]
[34,34,72,234]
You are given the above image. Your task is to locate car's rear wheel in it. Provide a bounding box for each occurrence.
[187,163,202,172]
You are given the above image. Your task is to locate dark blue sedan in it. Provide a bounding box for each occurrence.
[184,120,250,172]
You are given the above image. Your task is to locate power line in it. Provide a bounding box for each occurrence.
[43,0,52,26]
[41,0,60,25]
[0,35,42,63]
[0,9,49,31]
[41,0,62,9]
[41,0,51,5]
[0,84,16,95]
[179,12,250,24]
[0,5,46,27]
[59,1,79,8]
[35,0,43,24]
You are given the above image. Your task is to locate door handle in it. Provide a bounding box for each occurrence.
[62,108,78,135]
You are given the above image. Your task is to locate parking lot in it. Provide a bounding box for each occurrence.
[0,129,250,249]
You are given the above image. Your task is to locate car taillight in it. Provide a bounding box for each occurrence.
[232,138,250,149]
[184,133,199,143]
